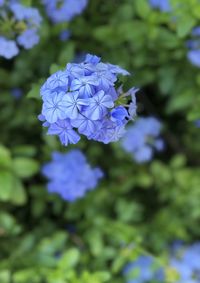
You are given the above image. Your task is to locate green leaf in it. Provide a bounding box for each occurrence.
[134,0,151,18]
[58,248,80,270]
[10,179,27,205]
[0,212,21,235]
[0,170,14,201]
[0,145,12,169]
[58,43,75,66]
[20,0,32,6]
[0,270,10,283]
[12,157,39,178]
[50,64,61,75]
[12,145,37,158]
[0,170,26,205]
[27,83,41,100]
[176,16,196,37]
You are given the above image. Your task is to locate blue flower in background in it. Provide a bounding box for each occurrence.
[42,150,103,202]
[17,29,39,50]
[187,49,200,67]
[11,88,23,99]
[43,0,88,24]
[59,30,71,41]
[195,120,200,127]
[0,1,42,59]
[124,255,164,283]
[187,26,200,67]
[39,54,138,146]
[149,0,171,12]
[121,117,164,163]
[170,242,200,283]
[0,37,19,59]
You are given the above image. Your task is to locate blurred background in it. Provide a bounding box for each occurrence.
[1,0,200,282]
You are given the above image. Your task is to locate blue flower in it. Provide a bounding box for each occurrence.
[85,54,101,65]
[124,255,164,283]
[91,62,117,90]
[47,119,80,146]
[84,91,114,120]
[170,242,200,283]
[187,26,200,67]
[62,91,89,119]
[0,37,19,59]
[92,120,126,144]
[41,71,69,95]
[111,106,128,125]
[42,150,103,202]
[149,0,171,11]
[66,63,86,78]
[10,3,42,25]
[195,120,200,127]
[127,87,139,119]
[42,91,70,123]
[70,75,99,97]
[0,2,42,59]
[71,114,101,137]
[187,50,200,67]
[192,27,200,36]
[121,117,164,163]
[11,88,23,99]
[59,30,71,41]
[17,29,39,49]
[39,54,137,145]
[43,0,88,24]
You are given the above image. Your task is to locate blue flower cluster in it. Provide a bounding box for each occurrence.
[187,27,200,68]
[124,256,164,283]
[43,0,88,24]
[0,0,42,59]
[39,54,137,146]
[124,243,200,283]
[42,149,103,202]
[149,0,171,12]
[170,242,200,283]
[195,119,200,128]
[121,117,164,163]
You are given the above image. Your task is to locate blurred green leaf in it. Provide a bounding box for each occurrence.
[12,157,39,178]
[27,83,41,100]
[0,145,12,169]
[0,170,14,201]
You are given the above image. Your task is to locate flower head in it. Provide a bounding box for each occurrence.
[149,0,171,11]
[17,29,39,49]
[0,37,19,59]
[169,243,200,283]
[195,120,200,128]
[39,54,138,146]
[124,255,164,283]
[0,2,42,59]
[121,117,164,163]
[187,26,200,67]
[43,0,88,24]
[42,150,103,202]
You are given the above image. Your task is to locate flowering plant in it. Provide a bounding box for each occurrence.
[0,0,42,59]
[39,54,138,146]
